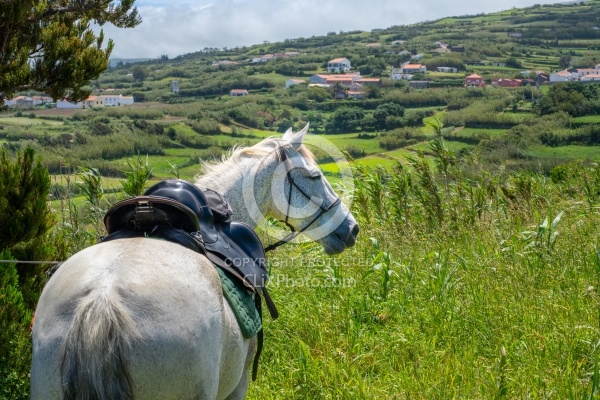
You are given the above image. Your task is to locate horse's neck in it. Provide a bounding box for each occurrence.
[196,157,269,229]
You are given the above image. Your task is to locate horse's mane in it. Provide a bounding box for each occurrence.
[198,137,317,180]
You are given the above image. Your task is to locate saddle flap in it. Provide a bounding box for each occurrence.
[104,196,200,234]
[205,221,268,288]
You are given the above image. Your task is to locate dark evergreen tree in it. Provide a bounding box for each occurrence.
[0,0,141,107]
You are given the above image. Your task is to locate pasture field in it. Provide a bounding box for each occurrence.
[527,145,600,161]
[243,161,600,399]
[0,116,64,126]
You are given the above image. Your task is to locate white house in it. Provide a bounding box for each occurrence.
[327,57,351,73]
[549,70,573,82]
[99,94,134,106]
[391,68,413,80]
[56,99,83,109]
[581,74,600,82]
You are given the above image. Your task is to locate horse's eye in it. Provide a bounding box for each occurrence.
[307,169,321,179]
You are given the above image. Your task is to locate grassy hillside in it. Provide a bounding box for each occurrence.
[4,2,600,398]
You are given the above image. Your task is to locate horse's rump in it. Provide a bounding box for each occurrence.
[31,238,250,400]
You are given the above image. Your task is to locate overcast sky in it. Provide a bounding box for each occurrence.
[100,0,563,59]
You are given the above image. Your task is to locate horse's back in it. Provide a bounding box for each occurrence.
[31,238,251,400]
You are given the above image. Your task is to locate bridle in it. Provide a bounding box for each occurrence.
[264,145,341,252]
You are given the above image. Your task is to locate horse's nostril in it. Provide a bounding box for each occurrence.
[351,224,360,239]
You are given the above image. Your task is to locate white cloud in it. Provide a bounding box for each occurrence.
[98,0,561,59]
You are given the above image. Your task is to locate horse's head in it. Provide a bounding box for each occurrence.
[243,124,359,255]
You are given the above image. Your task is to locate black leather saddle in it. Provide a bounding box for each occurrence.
[103,179,271,294]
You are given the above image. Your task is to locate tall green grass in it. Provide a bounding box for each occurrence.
[247,138,600,399]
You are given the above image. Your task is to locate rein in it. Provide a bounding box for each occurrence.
[264,145,341,252]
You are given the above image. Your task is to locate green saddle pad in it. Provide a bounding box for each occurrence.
[215,267,262,338]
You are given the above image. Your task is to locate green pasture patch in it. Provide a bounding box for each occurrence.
[450,127,506,139]
[527,145,600,161]
[315,133,385,155]
[354,156,398,170]
[572,115,600,124]
[0,116,64,126]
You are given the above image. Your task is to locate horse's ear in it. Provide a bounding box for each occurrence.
[282,123,309,148]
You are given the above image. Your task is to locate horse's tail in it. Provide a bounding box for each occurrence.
[60,291,138,400]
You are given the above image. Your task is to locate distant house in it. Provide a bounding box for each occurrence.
[401,64,427,74]
[465,74,485,87]
[436,67,458,73]
[327,57,351,73]
[451,45,465,52]
[56,95,104,109]
[549,70,573,82]
[581,74,600,82]
[491,62,505,67]
[365,43,381,48]
[398,50,411,56]
[5,95,51,107]
[310,72,360,87]
[409,81,430,89]
[285,79,306,89]
[83,96,104,109]
[229,89,249,96]
[56,99,83,109]
[391,68,413,80]
[535,73,549,85]
[574,68,598,79]
[172,80,179,94]
[391,40,407,46]
[251,54,274,63]
[508,33,522,38]
[411,53,424,61]
[99,94,134,106]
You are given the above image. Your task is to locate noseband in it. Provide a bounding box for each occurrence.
[264,145,341,252]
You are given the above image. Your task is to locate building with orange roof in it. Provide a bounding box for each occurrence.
[327,57,351,73]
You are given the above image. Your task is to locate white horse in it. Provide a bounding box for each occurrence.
[31,125,359,400]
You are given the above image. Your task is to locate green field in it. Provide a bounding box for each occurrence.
[0,116,64,126]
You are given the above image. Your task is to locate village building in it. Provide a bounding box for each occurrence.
[436,67,458,73]
[99,94,134,106]
[229,89,249,96]
[309,72,361,87]
[465,74,485,87]
[327,57,352,73]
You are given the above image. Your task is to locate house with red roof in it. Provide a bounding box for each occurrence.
[465,74,485,87]
[309,72,361,87]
